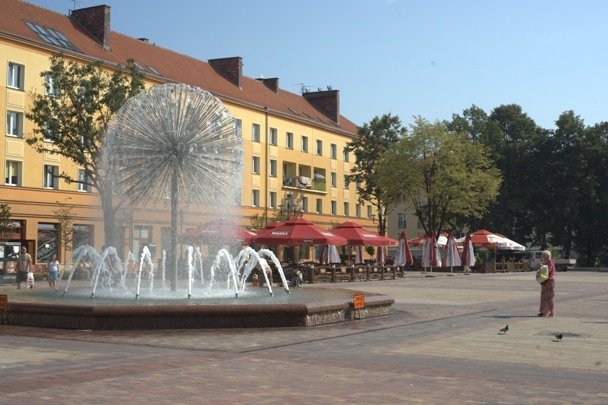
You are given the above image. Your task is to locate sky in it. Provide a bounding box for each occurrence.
[27,0,608,129]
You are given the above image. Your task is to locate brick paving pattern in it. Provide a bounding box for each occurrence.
[1,271,607,404]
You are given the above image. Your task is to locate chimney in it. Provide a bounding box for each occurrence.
[70,5,111,50]
[256,77,279,94]
[208,57,242,88]
[303,89,340,124]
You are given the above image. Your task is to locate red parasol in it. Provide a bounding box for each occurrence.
[332,221,398,246]
[251,217,347,246]
[180,218,256,244]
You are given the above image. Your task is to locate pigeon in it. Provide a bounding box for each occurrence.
[554,333,563,342]
[499,324,509,334]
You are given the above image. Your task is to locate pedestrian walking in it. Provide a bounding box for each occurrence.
[48,253,59,289]
[16,246,32,289]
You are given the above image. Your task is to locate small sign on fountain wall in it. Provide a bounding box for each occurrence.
[353,293,365,319]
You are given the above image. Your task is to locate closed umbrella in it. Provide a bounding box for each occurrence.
[377,245,386,265]
[354,245,364,264]
[421,234,440,275]
[394,231,413,267]
[460,234,476,275]
[320,244,341,265]
[444,234,461,275]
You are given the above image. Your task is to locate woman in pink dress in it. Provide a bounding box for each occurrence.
[538,250,556,317]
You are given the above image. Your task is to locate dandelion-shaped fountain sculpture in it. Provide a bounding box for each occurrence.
[104,83,243,292]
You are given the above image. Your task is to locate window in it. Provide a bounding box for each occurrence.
[330,144,337,159]
[398,213,407,229]
[44,72,57,96]
[7,62,24,90]
[133,225,153,257]
[37,223,58,262]
[331,200,337,215]
[42,120,58,142]
[343,148,350,162]
[235,119,242,136]
[78,169,90,192]
[5,160,22,186]
[367,205,373,219]
[356,204,361,217]
[251,189,260,207]
[269,127,278,145]
[316,139,323,156]
[73,224,93,250]
[269,191,277,209]
[269,159,277,177]
[44,165,59,189]
[301,196,309,213]
[6,111,23,137]
[344,175,350,189]
[286,132,294,149]
[26,21,79,52]
[301,136,308,153]
[252,156,260,174]
[252,123,261,142]
[344,202,350,217]
[331,172,337,188]
[316,198,322,214]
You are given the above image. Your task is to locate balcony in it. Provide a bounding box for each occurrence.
[283,176,326,193]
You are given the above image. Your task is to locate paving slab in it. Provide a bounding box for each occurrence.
[1,271,607,404]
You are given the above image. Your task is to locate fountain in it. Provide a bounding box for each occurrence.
[57,245,290,300]
[5,83,394,329]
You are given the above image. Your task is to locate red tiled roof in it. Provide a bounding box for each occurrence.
[3,0,358,135]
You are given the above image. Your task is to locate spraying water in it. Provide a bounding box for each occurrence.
[61,245,289,300]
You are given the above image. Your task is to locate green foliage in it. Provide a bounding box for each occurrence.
[377,117,501,237]
[25,55,144,247]
[344,114,406,235]
[0,203,12,241]
[365,245,375,256]
[447,104,608,266]
[53,200,74,262]
[249,214,266,231]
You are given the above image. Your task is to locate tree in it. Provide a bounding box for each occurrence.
[26,55,144,248]
[377,117,501,237]
[344,114,406,236]
[570,121,608,265]
[53,200,74,264]
[0,203,12,241]
[484,105,545,243]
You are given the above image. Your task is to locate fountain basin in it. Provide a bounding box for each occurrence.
[5,287,394,330]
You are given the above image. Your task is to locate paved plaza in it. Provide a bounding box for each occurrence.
[1,271,607,404]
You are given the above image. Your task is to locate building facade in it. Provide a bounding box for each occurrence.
[1,1,376,265]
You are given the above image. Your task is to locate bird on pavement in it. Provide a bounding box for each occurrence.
[499,324,509,334]
[554,333,563,342]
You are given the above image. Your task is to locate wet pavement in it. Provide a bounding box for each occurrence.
[1,271,607,404]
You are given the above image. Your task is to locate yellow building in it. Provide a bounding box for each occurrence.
[1,1,374,265]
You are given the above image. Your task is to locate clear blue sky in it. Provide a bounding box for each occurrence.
[28,0,608,129]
